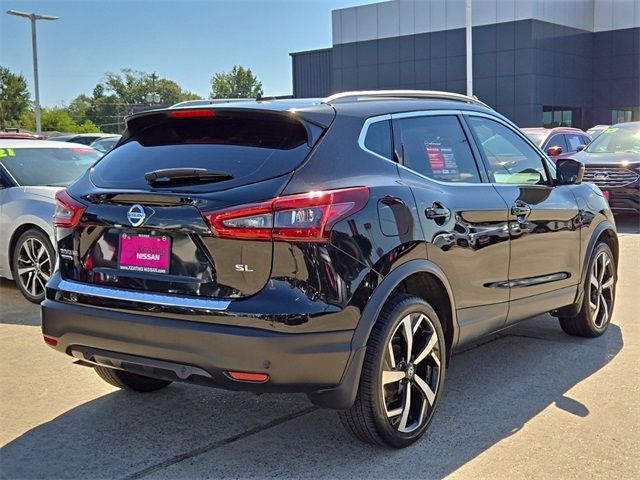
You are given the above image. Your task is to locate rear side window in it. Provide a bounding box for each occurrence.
[363,120,393,160]
[566,134,586,151]
[90,110,313,192]
[397,115,481,183]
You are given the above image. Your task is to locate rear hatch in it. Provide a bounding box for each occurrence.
[57,106,333,298]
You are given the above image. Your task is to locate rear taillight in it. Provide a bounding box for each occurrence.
[53,189,86,227]
[202,186,369,242]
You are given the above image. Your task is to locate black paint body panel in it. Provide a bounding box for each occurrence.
[42,98,619,409]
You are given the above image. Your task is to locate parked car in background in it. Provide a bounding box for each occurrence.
[0,132,44,140]
[0,140,101,302]
[522,127,591,162]
[41,91,618,448]
[49,133,116,146]
[574,122,640,213]
[586,125,610,140]
[90,135,121,155]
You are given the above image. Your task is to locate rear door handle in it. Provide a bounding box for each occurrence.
[425,203,451,221]
[511,201,531,219]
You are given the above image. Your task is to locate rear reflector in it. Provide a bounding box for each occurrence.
[202,186,369,242]
[43,336,58,346]
[170,109,215,118]
[227,371,270,382]
[53,189,86,228]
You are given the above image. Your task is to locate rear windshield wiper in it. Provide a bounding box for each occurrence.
[144,168,234,185]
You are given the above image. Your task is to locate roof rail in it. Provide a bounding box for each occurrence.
[169,98,256,109]
[322,90,490,109]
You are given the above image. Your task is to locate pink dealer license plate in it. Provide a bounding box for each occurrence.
[118,233,171,274]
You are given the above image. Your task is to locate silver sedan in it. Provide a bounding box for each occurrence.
[0,140,101,302]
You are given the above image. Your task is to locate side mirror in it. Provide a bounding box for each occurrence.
[576,144,586,152]
[556,158,584,185]
[547,145,563,156]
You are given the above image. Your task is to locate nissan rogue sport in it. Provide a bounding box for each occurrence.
[41,91,618,448]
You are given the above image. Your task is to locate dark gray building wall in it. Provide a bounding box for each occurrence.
[291,48,333,98]
[530,20,594,128]
[591,27,640,126]
[292,21,639,129]
[330,20,547,127]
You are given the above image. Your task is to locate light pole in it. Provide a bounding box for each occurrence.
[465,0,473,97]
[6,9,59,135]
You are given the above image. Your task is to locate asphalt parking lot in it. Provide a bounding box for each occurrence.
[1,215,638,479]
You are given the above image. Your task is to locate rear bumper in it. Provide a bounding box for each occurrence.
[41,298,359,406]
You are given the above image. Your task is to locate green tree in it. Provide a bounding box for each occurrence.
[19,107,100,133]
[84,69,201,132]
[210,65,263,99]
[84,94,127,134]
[102,69,201,105]
[0,66,31,128]
[67,94,92,124]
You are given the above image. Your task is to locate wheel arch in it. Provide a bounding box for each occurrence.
[352,259,457,364]
[553,219,618,319]
[582,220,618,284]
[8,222,53,278]
[307,259,458,410]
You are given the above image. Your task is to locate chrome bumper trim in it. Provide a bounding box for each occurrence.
[57,279,231,311]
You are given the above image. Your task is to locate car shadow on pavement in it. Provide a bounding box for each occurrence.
[0,316,623,479]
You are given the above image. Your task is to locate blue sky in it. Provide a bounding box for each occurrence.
[1,0,380,107]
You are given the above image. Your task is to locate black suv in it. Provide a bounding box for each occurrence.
[42,91,618,448]
[574,122,640,214]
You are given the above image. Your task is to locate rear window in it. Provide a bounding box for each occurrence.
[0,147,101,186]
[90,111,313,192]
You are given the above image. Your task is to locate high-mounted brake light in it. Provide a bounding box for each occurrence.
[53,189,86,227]
[202,187,369,242]
[169,109,215,118]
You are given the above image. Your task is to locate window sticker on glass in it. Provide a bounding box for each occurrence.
[425,141,458,175]
[0,148,16,157]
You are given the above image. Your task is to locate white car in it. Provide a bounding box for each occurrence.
[0,140,101,302]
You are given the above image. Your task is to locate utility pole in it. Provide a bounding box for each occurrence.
[146,72,161,107]
[465,0,473,97]
[6,10,59,135]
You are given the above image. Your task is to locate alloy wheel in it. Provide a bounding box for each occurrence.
[589,250,615,328]
[17,237,52,299]
[381,312,442,433]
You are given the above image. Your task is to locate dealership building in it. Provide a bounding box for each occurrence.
[290,0,639,129]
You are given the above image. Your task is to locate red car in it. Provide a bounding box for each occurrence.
[0,132,44,140]
[522,127,591,162]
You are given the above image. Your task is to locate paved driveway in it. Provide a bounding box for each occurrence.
[1,216,638,479]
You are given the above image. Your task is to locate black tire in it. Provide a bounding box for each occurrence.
[559,242,616,337]
[339,294,446,448]
[94,366,172,392]
[11,228,55,304]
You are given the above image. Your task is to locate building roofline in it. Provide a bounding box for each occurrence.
[290,47,333,56]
